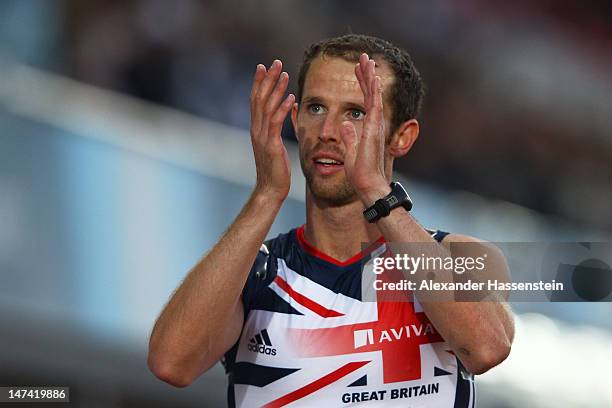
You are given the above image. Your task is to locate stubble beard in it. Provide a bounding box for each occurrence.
[300,155,358,207]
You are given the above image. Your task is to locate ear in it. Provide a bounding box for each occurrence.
[291,102,299,140]
[388,119,419,158]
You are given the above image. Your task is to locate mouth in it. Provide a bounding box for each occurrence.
[313,158,344,166]
[312,154,344,175]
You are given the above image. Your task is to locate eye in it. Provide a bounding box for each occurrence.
[348,109,365,120]
[307,103,325,114]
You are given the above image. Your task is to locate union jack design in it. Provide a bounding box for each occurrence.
[223,226,475,408]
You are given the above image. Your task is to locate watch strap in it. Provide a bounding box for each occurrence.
[363,182,412,223]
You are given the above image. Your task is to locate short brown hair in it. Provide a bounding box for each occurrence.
[297,34,425,134]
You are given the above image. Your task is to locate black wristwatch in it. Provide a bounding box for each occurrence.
[363,181,413,223]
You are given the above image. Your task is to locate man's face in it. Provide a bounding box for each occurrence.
[292,56,395,206]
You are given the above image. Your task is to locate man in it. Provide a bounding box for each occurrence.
[148,34,514,407]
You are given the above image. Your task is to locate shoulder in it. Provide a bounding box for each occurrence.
[251,227,301,282]
[264,228,299,255]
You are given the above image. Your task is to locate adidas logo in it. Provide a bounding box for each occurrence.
[247,329,277,356]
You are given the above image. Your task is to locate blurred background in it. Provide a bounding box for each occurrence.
[0,0,611,407]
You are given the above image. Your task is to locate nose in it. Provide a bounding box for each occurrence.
[319,114,341,144]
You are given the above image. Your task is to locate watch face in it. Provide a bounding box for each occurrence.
[392,182,407,197]
[391,182,413,211]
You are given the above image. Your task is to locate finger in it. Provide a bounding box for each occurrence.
[261,72,289,143]
[360,55,374,85]
[340,121,358,170]
[363,76,385,141]
[373,76,386,150]
[372,75,384,121]
[357,54,370,98]
[263,71,289,128]
[355,63,368,99]
[268,93,295,143]
[359,53,370,78]
[366,59,377,109]
[252,60,283,135]
[250,64,267,134]
[257,60,283,102]
[340,121,358,147]
[359,55,376,110]
[250,64,266,106]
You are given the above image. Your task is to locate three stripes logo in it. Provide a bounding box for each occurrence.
[248,329,277,356]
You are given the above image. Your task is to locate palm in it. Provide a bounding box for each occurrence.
[249,60,295,201]
[340,54,388,198]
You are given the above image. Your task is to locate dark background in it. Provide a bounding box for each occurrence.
[0,1,611,407]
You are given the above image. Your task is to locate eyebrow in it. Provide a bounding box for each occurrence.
[301,96,366,112]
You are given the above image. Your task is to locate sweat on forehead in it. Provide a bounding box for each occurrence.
[303,56,395,99]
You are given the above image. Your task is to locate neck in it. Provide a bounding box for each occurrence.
[303,190,382,263]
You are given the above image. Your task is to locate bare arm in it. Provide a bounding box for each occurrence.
[368,212,514,375]
[147,60,295,387]
[340,53,514,375]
